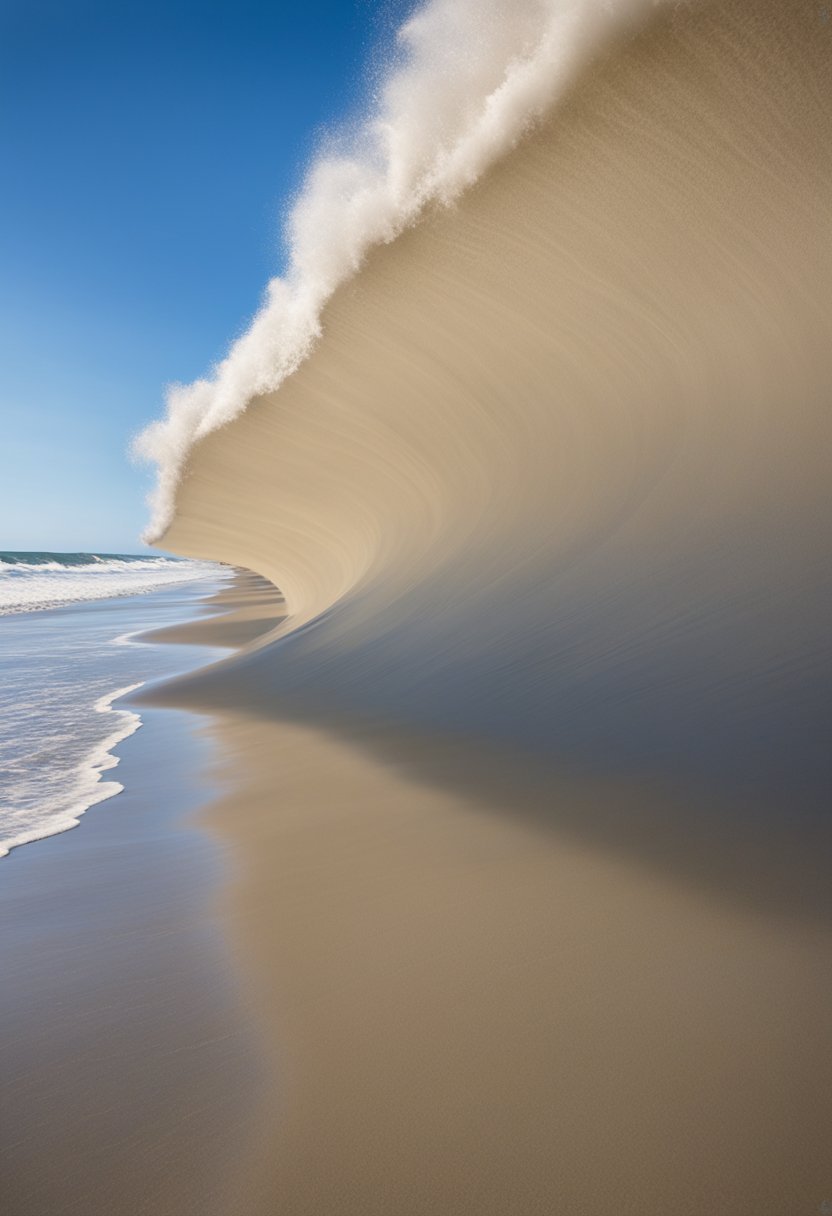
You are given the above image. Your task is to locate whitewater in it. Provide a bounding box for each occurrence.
[0,558,228,856]
[0,551,221,614]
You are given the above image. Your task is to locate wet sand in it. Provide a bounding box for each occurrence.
[0,591,265,1216]
[141,570,285,650]
[150,574,832,1216]
[7,0,832,1209]
[5,572,830,1214]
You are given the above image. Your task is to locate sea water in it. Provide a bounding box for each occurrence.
[0,553,229,856]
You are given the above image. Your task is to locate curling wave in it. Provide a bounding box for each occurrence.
[148,0,832,805]
[135,0,667,538]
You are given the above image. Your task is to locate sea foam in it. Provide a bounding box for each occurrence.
[0,566,233,858]
[0,684,144,858]
[135,0,666,540]
[0,553,222,614]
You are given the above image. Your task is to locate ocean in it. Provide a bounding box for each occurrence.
[0,553,228,856]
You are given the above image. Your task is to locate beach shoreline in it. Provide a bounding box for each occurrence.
[143,573,832,1216]
[5,0,832,1208]
[1,576,270,1216]
[4,567,830,1215]
[138,1,832,1204]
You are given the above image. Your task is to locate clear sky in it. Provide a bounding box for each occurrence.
[0,0,405,553]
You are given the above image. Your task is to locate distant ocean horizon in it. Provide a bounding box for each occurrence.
[0,555,229,856]
[0,550,170,563]
[0,550,222,615]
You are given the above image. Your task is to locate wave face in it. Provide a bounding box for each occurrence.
[0,552,222,614]
[157,0,832,805]
[135,0,665,537]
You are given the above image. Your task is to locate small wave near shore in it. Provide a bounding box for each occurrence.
[0,567,230,858]
[0,683,143,858]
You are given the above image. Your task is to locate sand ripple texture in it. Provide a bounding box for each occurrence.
[157,0,832,808]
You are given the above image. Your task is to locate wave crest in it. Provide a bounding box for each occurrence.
[134,0,662,540]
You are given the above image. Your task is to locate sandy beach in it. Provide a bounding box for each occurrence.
[5,562,831,1214]
[214,716,832,1216]
[0,584,266,1216]
[5,0,831,1211]
[141,572,832,1216]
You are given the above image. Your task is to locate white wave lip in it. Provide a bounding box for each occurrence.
[0,556,223,614]
[0,683,143,858]
[134,0,668,540]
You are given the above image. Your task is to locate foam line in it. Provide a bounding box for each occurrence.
[0,684,144,858]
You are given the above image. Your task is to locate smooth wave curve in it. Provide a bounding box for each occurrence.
[154,0,832,805]
[135,0,667,539]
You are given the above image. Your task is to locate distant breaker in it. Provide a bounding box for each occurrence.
[134,0,669,542]
[0,552,223,614]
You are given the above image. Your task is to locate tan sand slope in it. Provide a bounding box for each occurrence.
[147,575,832,1214]
[141,570,285,649]
[159,0,832,804]
[166,700,832,1216]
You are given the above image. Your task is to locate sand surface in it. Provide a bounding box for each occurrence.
[148,574,832,1216]
[1,636,264,1216]
[141,570,285,649]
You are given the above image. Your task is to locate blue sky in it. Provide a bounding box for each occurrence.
[0,0,407,553]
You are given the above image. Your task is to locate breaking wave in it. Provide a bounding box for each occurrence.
[0,552,223,614]
[134,0,666,539]
[147,0,832,807]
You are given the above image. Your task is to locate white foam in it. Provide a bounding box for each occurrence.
[134,0,668,540]
[0,556,224,615]
[0,683,143,858]
[112,629,143,646]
